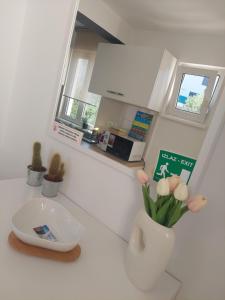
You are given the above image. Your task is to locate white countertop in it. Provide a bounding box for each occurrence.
[0,178,180,300]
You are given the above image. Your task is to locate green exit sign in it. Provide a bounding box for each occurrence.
[153,150,196,183]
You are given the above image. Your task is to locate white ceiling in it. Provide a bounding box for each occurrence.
[103,0,225,33]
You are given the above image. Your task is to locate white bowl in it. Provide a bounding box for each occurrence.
[11,197,84,252]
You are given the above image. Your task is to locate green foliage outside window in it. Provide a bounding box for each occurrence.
[70,100,79,119]
[83,104,98,126]
[185,94,204,113]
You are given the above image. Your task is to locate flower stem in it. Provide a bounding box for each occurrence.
[142,185,150,216]
[167,201,183,228]
[142,184,157,221]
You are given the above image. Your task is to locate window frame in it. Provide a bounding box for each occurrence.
[167,65,218,123]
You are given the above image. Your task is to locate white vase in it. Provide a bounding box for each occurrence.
[125,210,175,291]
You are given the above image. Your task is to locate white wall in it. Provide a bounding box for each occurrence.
[0,0,78,179]
[171,107,225,300]
[95,97,125,129]
[132,29,225,67]
[144,116,206,173]
[0,0,27,146]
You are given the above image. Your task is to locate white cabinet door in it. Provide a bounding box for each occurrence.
[89,44,176,111]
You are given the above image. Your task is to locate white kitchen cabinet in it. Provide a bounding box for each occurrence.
[89,44,177,111]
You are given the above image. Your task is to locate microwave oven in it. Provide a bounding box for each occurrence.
[99,131,146,162]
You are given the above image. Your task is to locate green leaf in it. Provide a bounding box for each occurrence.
[142,185,150,216]
[165,197,177,224]
[167,201,183,228]
[173,205,189,224]
[142,185,157,221]
[156,195,170,211]
[149,195,157,222]
[156,196,173,225]
[181,205,189,215]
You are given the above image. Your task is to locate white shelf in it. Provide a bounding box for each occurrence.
[0,178,180,300]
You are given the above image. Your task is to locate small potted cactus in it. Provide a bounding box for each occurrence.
[27,142,46,186]
[42,153,65,197]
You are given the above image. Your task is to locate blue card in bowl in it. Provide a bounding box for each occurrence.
[33,225,57,242]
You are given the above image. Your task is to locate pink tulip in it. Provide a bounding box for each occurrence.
[174,182,188,201]
[156,178,170,196]
[137,170,149,185]
[167,175,181,192]
[188,195,207,212]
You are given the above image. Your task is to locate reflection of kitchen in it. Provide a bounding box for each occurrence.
[56,15,108,137]
[56,13,173,164]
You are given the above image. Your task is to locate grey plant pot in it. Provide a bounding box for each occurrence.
[41,175,62,197]
[27,165,46,187]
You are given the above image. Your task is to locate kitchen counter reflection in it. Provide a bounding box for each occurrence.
[83,142,145,168]
[52,120,145,177]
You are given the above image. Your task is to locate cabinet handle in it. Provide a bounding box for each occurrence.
[106,90,124,97]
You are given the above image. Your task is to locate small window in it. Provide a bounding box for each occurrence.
[167,66,218,123]
[56,49,101,129]
[176,73,209,114]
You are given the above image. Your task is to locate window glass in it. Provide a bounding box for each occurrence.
[70,58,89,100]
[65,97,79,119]
[176,74,209,114]
[167,65,220,124]
[57,49,101,129]
[83,103,99,126]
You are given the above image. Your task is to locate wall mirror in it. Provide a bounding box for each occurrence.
[55,11,123,143]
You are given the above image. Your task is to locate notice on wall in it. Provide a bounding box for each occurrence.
[153,150,196,184]
[128,111,153,141]
[52,121,84,146]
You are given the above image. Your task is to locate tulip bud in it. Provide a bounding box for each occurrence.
[188,195,207,212]
[156,178,170,196]
[167,175,181,192]
[174,182,188,201]
[137,170,149,185]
